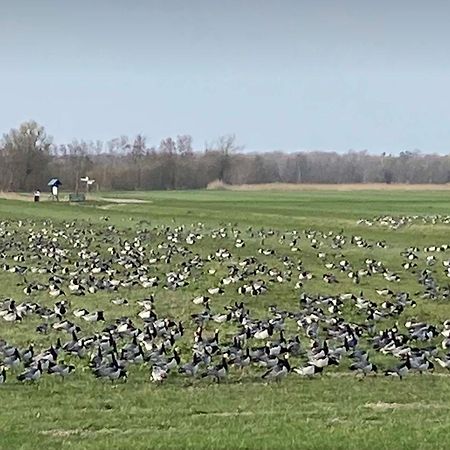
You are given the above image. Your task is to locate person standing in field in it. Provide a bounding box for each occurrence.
[34,190,40,202]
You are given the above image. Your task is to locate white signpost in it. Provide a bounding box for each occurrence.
[80,176,96,195]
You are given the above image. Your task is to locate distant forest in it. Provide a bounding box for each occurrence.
[1,121,450,192]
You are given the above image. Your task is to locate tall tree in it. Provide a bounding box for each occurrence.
[159,137,177,189]
[130,134,147,189]
[66,141,92,193]
[207,134,242,184]
[1,121,52,191]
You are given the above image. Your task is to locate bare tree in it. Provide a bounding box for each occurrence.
[1,121,52,191]
[67,141,92,193]
[130,134,146,189]
[205,134,243,184]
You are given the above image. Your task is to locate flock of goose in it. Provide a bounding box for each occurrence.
[358,214,450,229]
[1,217,450,385]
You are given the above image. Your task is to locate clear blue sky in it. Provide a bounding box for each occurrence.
[1,0,450,153]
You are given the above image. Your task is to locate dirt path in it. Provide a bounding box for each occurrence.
[0,192,151,204]
[97,197,150,204]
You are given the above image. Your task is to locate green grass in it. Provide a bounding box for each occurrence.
[1,189,450,449]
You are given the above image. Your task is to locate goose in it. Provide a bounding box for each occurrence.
[73,308,89,318]
[310,354,339,369]
[122,345,145,365]
[104,364,128,382]
[3,349,21,368]
[299,271,314,280]
[48,362,76,379]
[207,287,224,295]
[138,309,157,320]
[292,364,323,377]
[309,340,329,360]
[411,358,434,374]
[178,354,202,377]
[82,311,105,322]
[384,357,412,380]
[111,298,129,305]
[137,297,155,309]
[212,312,232,324]
[165,349,181,370]
[235,239,245,248]
[64,334,87,358]
[434,356,450,370]
[201,355,229,383]
[262,355,290,382]
[255,348,280,368]
[0,366,6,384]
[349,359,377,376]
[21,344,34,364]
[36,323,49,334]
[89,347,104,369]
[376,288,394,296]
[151,365,169,383]
[197,328,220,351]
[3,311,22,322]
[17,361,43,382]
[323,273,338,284]
[229,348,251,370]
[329,338,350,359]
[34,345,59,368]
[265,341,283,357]
[52,320,80,333]
[93,359,127,382]
[367,308,384,322]
[49,285,66,297]
[192,295,210,305]
[167,322,184,342]
[253,324,274,340]
[54,301,68,317]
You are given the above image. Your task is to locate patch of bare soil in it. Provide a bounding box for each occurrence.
[98,197,151,204]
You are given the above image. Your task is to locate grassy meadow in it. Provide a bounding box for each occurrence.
[1,188,450,449]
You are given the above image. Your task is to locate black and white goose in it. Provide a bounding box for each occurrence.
[151,365,169,383]
[230,348,251,370]
[202,355,229,383]
[253,323,274,340]
[292,364,323,377]
[384,357,412,380]
[49,284,66,297]
[262,355,290,382]
[435,355,450,370]
[17,361,43,382]
[178,353,202,377]
[3,349,21,368]
[0,366,6,384]
[82,310,105,322]
[48,361,76,379]
[349,358,377,376]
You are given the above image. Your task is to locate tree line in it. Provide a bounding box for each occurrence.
[1,121,450,192]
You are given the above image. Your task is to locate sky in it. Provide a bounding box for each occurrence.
[1,0,450,153]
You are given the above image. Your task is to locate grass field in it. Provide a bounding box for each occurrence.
[2,189,450,449]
